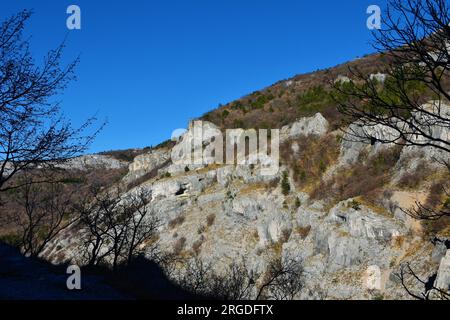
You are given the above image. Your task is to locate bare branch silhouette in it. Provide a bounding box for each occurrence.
[0,10,102,194]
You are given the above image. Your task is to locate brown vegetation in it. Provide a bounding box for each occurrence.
[310,146,403,204]
[173,237,187,255]
[168,215,186,229]
[200,53,389,132]
[206,214,216,227]
[281,134,340,190]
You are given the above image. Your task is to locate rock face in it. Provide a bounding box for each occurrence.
[435,250,450,293]
[280,113,329,142]
[334,75,351,84]
[395,102,450,172]
[364,265,382,291]
[338,101,450,169]
[55,154,128,171]
[44,108,449,300]
[124,149,170,183]
[369,73,387,83]
[338,122,399,166]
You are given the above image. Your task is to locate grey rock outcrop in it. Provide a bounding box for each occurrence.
[434,250,450,293]
[280,113,329,142]
[369,73,387,83]
[124,149,170,183]
[55,154,128,171]
[338,122,399,166]
[42,111,446,300]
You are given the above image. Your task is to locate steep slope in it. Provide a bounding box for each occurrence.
[43,107,450,299]
[8,52,449,300]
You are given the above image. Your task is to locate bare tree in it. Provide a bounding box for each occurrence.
[77,186,160,270]
[0,10,100,194]
[13,171,79,257]
[177,258,214,296]
[333,0,450,299]
[404,183,450,220]
[396,263,450,300]
[255,256,303,300]
[123,190,161,264]
[209,262,257,300]
[174,256,303,300]
[334,0,450,155]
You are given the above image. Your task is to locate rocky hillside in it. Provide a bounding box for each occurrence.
[4,53,447,300]
[41,101,450,300]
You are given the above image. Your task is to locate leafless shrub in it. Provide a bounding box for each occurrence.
[310,146,402,203]
[206,214,216,227]
[397,162,431,189]
[12,173,80,257]
[256,256,304,300]
[296,226,311,239]
[395,262,450,300]
[172,255,304,300]
[192,237,204,256]
[76,187,160,269]
[280,228,292,243]
[168,215,185,229]
[0,10,101,194]
[173,237,186,255]
[280,134,340,188]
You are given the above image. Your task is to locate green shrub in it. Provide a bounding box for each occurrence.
[372,294,384,300]
[281,171,291,196]
[295,197,302,209]
[233,119,244,128]
[206,214,216,226]
[296,85,332,115]
[59,177,84,184]
[221,110,230,118]
[348,199,361,211]
[444,197,450,208]
[251,95,270,109]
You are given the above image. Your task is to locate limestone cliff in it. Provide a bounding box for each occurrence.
[42,105,450,300]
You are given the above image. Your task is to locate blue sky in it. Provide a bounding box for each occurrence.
[1,0,386,153]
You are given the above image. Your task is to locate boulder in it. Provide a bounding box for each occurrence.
[434,250,450,293]
[55,154,128,171]
[289,113,329,138]
[124,149,170,183]
[369,73,387,83]
[364,265,382,291]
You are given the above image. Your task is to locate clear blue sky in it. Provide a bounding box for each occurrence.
[1,0,386,153]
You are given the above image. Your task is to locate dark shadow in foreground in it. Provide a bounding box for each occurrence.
[0,243,202,300]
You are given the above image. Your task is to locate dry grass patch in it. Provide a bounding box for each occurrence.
[295,226,311,239]
[397,162,433,189]
[239,182,268,195]
[421,176,450,237]
[206,214,216,227]
[168,215,185,229]
[173,237,186,255]
[281,134,340,191]
[310,146,403,204]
